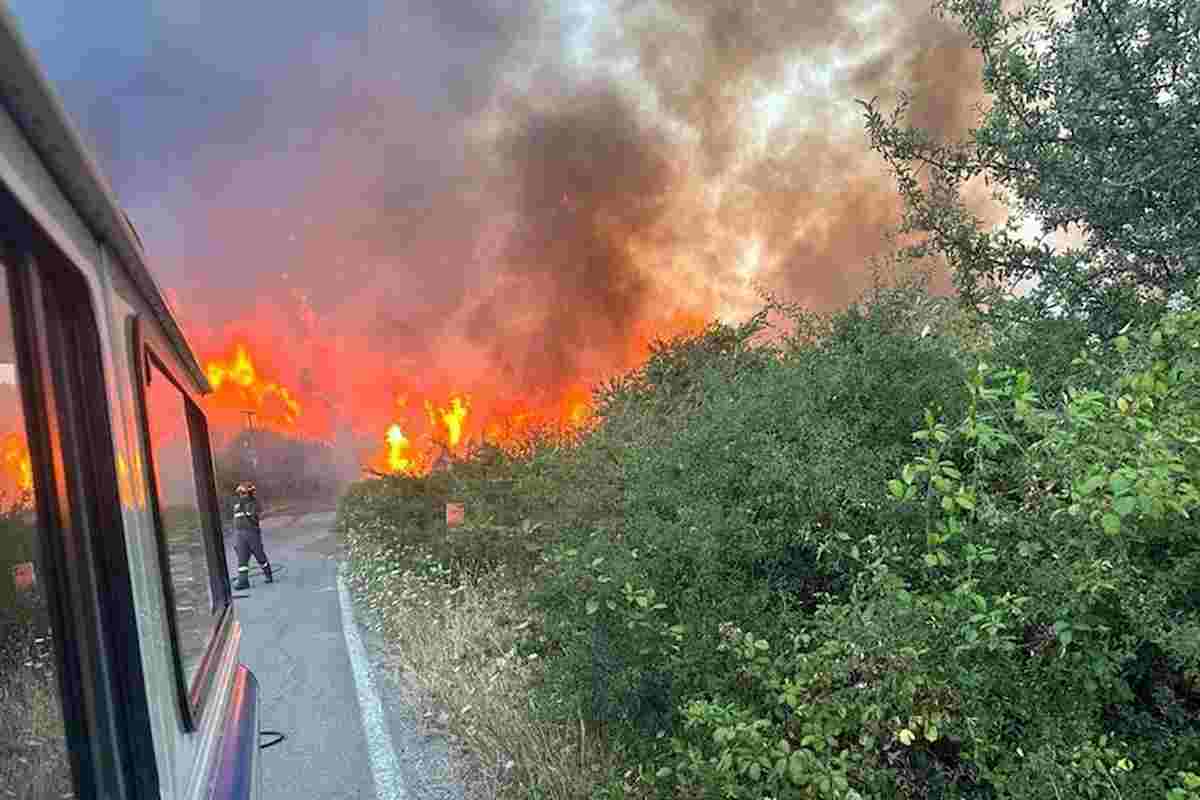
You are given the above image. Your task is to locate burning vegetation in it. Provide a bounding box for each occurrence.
[0,432,31,503]
[205,344,302,428]
[197,312,699,480]
[143,0,992,493]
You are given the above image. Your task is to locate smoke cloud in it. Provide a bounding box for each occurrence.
[13,0,993,444]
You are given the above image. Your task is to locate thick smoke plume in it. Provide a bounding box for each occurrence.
[31,0,993,452]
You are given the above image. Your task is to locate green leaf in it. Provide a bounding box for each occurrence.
[1101,513,1121,535]
[585,600,599,615]
[925,723,940,742]
[942,496,956,513]
[1113,495,1137,518]
[888,479,906,499]
[1110,474,1132,496]
[897,729,915,746]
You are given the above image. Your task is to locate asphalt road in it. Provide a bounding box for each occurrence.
[230,511,468,800]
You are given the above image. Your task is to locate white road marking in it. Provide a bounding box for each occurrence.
[337,567,406,799]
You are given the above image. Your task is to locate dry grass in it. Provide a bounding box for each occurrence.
[349,554,619,800]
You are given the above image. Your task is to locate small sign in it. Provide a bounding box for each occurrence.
[446,503,465,528]
[13,561,35,593]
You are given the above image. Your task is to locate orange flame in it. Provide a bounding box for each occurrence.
[194,308,710,478]
[205,343,302,428]
[386,424,413,473]
[559,384,593,428]
[1,431,32,499]
[425,395,470,449]
[115,451,148,509]
[117,453,133,507]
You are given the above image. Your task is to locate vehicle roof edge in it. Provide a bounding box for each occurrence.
[0,7,212,393]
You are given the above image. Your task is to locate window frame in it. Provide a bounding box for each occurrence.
[129,319,233,731]
[0,185,161,799]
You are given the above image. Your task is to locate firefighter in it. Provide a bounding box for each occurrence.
[231,482,273,590]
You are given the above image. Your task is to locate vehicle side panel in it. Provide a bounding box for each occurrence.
[0,94,252,800]
[129,290,250,800]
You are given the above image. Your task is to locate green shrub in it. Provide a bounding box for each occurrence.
[340,283,1200,800]
[529,290,971,750]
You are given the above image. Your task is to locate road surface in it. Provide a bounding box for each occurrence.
[229,511,471,800]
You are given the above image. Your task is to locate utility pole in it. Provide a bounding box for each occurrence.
[241,410,258,478]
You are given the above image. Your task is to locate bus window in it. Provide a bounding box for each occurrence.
[141,356,218,695]
[0,268,72,797]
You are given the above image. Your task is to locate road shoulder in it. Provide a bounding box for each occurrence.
[353,593,503,800]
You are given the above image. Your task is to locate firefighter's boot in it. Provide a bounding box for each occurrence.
[263,563,274,584]
[233,568,250,591]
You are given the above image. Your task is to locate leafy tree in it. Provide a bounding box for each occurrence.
[861,0,1200,334]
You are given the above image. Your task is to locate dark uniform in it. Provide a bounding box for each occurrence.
[232,485,272,589]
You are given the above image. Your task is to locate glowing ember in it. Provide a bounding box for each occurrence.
[204,343,302,428]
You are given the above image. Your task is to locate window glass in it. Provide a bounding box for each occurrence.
[0,269,73,798]
[143,359,215,689]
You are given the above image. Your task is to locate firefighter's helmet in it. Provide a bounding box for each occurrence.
[235,482,256,496]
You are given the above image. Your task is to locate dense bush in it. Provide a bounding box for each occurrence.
[529,291,971,739]
[339,278,1199,799]
[332,0,1200,789]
